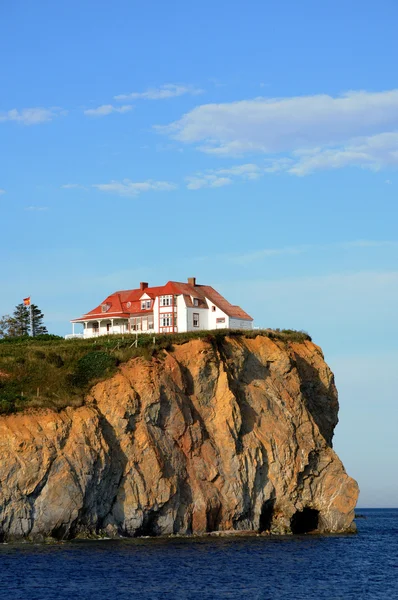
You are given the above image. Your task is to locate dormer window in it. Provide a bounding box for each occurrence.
[141,301,146,310]
[193,298,199,307]
[101,304,110,313]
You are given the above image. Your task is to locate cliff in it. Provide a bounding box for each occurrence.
[0,335,358,540]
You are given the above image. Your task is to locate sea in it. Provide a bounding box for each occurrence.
[0,509,397,600]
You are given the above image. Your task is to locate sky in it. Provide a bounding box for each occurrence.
[1,0,397,507]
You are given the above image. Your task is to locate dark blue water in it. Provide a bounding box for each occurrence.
[0,509,397,599]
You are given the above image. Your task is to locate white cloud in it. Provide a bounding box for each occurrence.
[84,104,132,117]
[114,83,203,101]
[186,163,262,190]
[288,132,398,175]
[158,90,398,154]
[186,175,232,190]
[92,179,177,197]
[156,89,398,174]
[0,189,5,195]
[0,107,62,125]
[25,206,48,211]
[61,183,88,190]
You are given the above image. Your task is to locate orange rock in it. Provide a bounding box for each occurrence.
[0,336,358,540]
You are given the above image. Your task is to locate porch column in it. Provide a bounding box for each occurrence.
[111,318,114,334]
[98,320,102,336]
[72,323,75,335]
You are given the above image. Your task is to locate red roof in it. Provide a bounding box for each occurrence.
[71,280,252,322]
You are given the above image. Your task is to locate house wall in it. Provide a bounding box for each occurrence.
[153,297,159,333]
[176,295,188,332]
[229,318,253,330]
[205,298,230,330]
[186,306,208,332]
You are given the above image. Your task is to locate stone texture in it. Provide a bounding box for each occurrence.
[0,336,359,540]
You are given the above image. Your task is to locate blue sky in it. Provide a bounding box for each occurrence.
[1,0,397,507]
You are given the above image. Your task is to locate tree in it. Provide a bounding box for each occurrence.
[11,304,30,336]
[0,315,14,338]
[31,304,48,336]
[0,302,48,338]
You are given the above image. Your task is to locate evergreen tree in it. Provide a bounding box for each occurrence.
[0,303,48,338]
[31,304,48,336]
[11,304,30,336]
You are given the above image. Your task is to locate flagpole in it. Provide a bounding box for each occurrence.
[30,302,34,337]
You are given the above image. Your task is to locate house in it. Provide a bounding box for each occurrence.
[69,277,253,338]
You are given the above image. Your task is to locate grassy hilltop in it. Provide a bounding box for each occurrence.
[0,329,311,415]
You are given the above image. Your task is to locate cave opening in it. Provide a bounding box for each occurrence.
[135,512,158,537]
[259,498,275,532]
[290,507,319,534]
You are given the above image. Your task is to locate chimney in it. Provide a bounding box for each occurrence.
[187,277,196,287]
[140,282,148,290]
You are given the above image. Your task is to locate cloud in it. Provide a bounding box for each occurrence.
[186,163,262,190]
[156,89,398,174]
[84,104,132,117]
[61,183,88,190]
[202,239,398,265]
[186,175,232,190]
[0,189,5,195]
[288,132,398,175]
[114,83,203,101]
[92,179,177,197]
[158,89,398,153]
[25,206,48,211]
[0,107,62,125]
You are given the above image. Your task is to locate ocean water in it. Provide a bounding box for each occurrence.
[0,509,397,600]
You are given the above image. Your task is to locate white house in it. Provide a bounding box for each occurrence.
[69,278,253,338]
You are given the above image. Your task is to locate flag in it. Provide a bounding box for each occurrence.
[23,297,31,306]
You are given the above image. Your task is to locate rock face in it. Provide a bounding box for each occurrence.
[0,336,358,540]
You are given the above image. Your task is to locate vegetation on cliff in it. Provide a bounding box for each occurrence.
[0,329,311,414]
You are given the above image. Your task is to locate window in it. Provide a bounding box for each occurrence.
[101,304,110,313]
[160,295,172,306]
[160,313,172,327]
[141,299,151,310]
[193,298,199,307]
[212,305,216,312]
[92,322,99,333]
[216,317,225,324]
[193,313,199,327]
[148,316,154,329]
[131,317,142,331]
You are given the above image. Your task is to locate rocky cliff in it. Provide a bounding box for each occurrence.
[0,335,358,540]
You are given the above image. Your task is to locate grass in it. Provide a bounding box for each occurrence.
[0,328,311,415]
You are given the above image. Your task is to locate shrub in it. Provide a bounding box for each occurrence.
[46,352,64,368]
[71,351,117,387]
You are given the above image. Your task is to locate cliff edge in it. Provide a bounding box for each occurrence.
[0,335,358,540]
